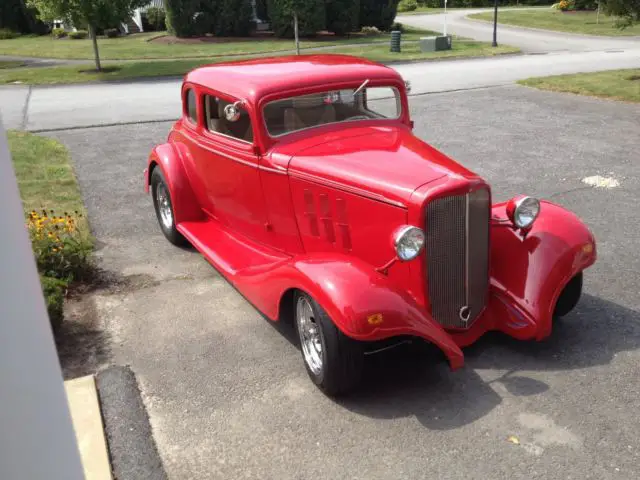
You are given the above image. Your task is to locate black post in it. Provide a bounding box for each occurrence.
[492,0,498,47]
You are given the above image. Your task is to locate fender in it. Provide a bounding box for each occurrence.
[490,200,597,340]
[234,253,465,370]
[144,142,202,224]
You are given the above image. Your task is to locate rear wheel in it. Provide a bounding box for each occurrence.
[295,292,364,396]
[554,272,583,318]
[151,168,187,246]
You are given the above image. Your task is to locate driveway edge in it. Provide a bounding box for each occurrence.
[95,365,168,480]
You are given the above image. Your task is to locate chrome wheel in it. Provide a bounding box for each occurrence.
[296,295,323,376]
[156,182,173,229]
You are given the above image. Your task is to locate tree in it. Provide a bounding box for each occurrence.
[359,0,400,31]
[27,0,147,71]
[326,0,359,35]
[268,0,326,37]
[603,0,640,27]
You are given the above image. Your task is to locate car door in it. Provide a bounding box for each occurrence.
[193,90,269,244]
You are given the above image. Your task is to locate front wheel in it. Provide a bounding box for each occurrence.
[151,168,187,246]
[554,272,583,318]
[295,292,364,396]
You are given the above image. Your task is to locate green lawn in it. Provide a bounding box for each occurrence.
[469,9,640,36]
[0,28,437,60]
[519,69,640,103]
[0,40,520,85]
[7,130,85,215]
[332,39,519,63]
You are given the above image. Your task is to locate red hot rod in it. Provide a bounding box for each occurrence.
[145,55,596,395]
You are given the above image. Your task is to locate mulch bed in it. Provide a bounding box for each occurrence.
[150,31,367,45]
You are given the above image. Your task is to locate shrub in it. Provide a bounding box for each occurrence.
[40,275,67,331]
[69,30,88,39]
[145,6,167,31]
[256,0,269,21]
[26,209,93,283]
[390,21,405,32]
[214,0,254,36]
[558,0,576,10]
[104,28,119,38]
[0,28,20,39]
[359,0,400,31]
[52,27,67,38]
[360,25,381,35]
[268,0,326,37]
[398,0,418,11]
[326,0,360,35]
[573,0,597,10]
[165,0,200,37]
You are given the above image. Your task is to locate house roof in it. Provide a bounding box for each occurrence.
[184,54,404,102]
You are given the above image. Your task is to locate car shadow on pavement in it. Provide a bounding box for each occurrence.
[55,295,112,380]
[337,294,640,430]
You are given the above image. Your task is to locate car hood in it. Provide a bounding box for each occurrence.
[282,126,479,207]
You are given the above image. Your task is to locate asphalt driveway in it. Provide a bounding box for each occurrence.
[52,85,640,479]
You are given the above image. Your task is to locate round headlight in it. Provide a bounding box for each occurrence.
[394,226,425,261]
[509,196,540,229]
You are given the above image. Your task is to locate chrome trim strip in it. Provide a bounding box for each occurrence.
[465,192,470,314]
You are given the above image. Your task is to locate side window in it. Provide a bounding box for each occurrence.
[185,89,198,124]
[204,94,253,143]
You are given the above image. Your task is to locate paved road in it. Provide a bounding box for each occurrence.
[2,47,640,132]
[2,8,639,132]
[52,86,640,479]
[399,8,640,53]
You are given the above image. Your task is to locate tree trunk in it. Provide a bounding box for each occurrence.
[88,24,102,72]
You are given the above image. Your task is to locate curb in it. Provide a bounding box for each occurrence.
[96,366,168,480]
[65,375,112,480]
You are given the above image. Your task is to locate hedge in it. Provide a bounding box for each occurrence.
[359,0,400,31]
[0,0,48,34]
[165,0,253,37]
[268,0,326,37]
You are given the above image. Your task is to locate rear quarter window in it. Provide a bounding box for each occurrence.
[185,89,198,124]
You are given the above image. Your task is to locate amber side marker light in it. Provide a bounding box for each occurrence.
[367,313,384,325]
[506,195,541,231]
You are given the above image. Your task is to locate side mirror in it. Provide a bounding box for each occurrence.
[224,101,243,122]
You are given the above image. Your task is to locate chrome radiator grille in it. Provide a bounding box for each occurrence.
[425,189,490,329]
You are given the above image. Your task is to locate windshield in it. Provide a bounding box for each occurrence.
[263,86,401,137]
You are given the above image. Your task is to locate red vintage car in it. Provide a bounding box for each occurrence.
[145,55,596,395]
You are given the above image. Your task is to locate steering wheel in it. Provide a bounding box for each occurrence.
[346,115,370,121]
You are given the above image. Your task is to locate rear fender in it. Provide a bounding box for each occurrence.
[490,200,596,340]
[242,254,464,370]
[145,143,202,224]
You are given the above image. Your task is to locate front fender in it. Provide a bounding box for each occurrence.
[239,254,464,370]
[145,143,202,224]
[490,200,596,340]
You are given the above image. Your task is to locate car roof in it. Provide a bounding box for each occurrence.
[184,54,403,102]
